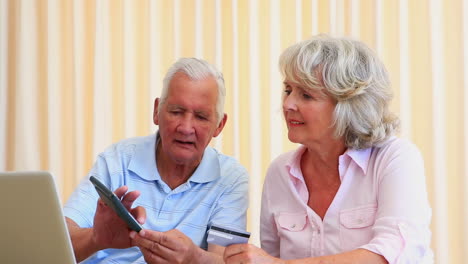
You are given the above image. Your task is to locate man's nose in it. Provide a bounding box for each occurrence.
[177,115,196,134]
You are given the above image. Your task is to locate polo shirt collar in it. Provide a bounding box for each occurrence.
[128,132,220,183]
[188,147,220,183]
[128,133,161,181]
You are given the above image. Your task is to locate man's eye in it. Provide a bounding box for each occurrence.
[197,115,208,120]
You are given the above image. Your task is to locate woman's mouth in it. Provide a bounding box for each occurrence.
[288,119,304,126]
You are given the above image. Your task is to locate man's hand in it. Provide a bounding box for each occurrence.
[224,243,285,264]
[92,185,146,250]
[130,229,199,264]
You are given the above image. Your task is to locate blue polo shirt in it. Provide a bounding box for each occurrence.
[64,133,249,263]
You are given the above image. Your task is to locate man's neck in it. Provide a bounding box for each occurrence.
[155,143,199,190]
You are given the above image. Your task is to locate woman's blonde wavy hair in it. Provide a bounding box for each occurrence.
[279,34,400,149]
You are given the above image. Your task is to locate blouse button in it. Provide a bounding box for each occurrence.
[291,224,296,229]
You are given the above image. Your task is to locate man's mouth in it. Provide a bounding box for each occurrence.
[175,139,195,146]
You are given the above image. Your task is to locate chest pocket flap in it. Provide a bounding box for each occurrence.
[276,212,307,232]
[340,204,377,229]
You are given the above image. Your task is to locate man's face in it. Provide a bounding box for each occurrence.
[154,72,226,167]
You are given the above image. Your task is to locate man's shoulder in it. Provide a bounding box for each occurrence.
[210,148,249,179]
[100,134,155,156]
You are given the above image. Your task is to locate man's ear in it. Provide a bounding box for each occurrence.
[213,113,227,137]
[153,98,160,125]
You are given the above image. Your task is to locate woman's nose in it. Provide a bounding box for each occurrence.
[283,94,298,111]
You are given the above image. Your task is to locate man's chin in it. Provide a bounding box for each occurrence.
[170,151,199,165]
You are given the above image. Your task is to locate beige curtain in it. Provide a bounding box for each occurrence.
[1,0,466,263]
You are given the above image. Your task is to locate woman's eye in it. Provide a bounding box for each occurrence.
[303,93,313,99]
[283,89,291,95]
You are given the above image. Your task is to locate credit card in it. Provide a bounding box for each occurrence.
[206,224,250,247]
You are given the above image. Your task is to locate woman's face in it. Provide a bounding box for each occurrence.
[282,79,338,147]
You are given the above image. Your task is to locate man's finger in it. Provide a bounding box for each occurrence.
[121,190,140,208]
[156,229,189,250]
[113,186,129,198]
[131,206,146,224]
[141,229,167,244]
[131,230,157,249]
[140,247,169,263]
[131,230,164,248]
[224,244,246,259]
[131,230,178,260]
[96,198,113,212]
[143,238,176,262]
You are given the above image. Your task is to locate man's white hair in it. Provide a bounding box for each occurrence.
[159,58,226,124]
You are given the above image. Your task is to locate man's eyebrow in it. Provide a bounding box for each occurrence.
[167,105,212,116]
[167,105,185,110]
[194,110,210,116]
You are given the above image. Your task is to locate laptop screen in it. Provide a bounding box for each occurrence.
[0,171,76,264]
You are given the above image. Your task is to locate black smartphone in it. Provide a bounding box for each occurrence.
[89,176,142,232]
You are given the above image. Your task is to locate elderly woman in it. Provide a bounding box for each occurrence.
[224,35,433,264]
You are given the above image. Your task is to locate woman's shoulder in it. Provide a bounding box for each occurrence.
[269,146,304,167]
[370,136,423,167]
[374,136,421,155]
[265,146,305,181]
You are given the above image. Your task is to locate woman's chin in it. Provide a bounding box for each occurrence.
[287,134,301,144]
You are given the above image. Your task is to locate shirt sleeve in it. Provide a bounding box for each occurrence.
[359,140,433,264]
[63,154,112,228]
[208,163,250,231]
[260,166,280,257]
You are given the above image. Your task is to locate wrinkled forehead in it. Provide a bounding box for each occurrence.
[164,77,218,114]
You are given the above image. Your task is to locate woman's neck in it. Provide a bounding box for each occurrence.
[301,138,346,182]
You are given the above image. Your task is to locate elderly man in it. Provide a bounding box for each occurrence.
[64,58,249,263]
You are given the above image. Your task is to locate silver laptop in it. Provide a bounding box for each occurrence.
[0,171,76,264]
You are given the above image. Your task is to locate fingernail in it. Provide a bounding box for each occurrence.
[129,231,136,239]
[139,229,146,236]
